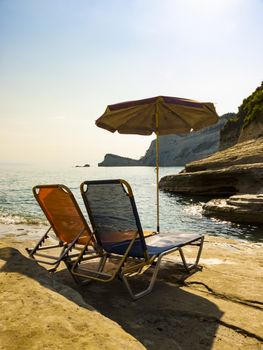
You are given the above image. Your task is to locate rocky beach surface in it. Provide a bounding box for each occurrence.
[0,224,262,350]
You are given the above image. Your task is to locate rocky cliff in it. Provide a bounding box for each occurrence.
[98,114,233,167]
[140,113,233,166]
[219,116,244,150]
[220,82,263,150]
[239,117,263,142]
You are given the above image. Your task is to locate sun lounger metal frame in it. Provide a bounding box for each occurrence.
[71,179,204,299]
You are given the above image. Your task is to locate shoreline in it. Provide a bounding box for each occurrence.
[0,224,262,349]
[0,221,262,244]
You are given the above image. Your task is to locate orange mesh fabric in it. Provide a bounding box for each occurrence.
[36,186,92,244]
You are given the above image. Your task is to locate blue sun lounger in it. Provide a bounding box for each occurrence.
[71,179,204,299]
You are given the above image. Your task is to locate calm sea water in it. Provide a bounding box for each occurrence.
[0,163,262,242]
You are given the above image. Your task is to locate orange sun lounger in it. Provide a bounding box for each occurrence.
[26,184,98,273]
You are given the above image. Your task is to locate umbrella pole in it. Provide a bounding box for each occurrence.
[155,110,160,233]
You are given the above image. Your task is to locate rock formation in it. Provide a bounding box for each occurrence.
[159,138,263,195]
[184,138,263,172]
[203,194,263,224]
[75,164,90,167]
[98,153,141,166]
[239,117,263,143]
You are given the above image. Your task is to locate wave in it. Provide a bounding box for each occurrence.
[0,212,45,225]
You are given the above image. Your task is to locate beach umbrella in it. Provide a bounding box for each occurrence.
[96,96,219,233]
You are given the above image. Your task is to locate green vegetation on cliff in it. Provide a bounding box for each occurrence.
[220,82,263,150]
[242,82,263,128]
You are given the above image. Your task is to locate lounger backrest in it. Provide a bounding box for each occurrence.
[33,184,93,244]
[80,179,147,252]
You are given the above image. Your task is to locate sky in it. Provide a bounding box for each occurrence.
[0,0,263,166]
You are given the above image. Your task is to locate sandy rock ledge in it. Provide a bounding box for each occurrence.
[0,232,263,350]
[0,240,145,350]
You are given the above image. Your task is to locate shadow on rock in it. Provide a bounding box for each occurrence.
[57,261,224,350]
[0,246,223,350]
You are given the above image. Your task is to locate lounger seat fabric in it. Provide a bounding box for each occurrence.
[104,232,202,258]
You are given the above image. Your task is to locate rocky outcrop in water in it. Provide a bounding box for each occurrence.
[203,194,263,225]
[75,164,90,167]
[98,153,141,166]
[159,138,263,196]
[160,83,263,198]
[98,114,233,166]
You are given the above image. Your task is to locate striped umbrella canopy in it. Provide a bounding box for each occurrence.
[96,96,219,232]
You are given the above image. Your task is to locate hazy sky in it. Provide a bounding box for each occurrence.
[1,0,262,166]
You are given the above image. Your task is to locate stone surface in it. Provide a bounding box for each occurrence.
[0,240,145,350]
[185,138,263,172]
[159,138,263,195]
[239,119,263,143]
[159,162,263,195]
[219,115,244,151]
[1,232,262,350]
[203,194,263,224]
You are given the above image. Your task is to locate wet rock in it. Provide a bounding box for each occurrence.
[203,194,263,225]
[159,138,263,195]
[159,163,263,196]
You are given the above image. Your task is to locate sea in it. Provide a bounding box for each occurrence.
[0,163,262,242]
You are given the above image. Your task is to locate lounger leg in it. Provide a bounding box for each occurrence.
[26,226,53,258]
[121,237,204,300]
[97,254,108,272]
[120,257,163,300]
[64,258,87,285]
[179,236,204,272]
[48,244,68,272]
[178,248,190,272]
